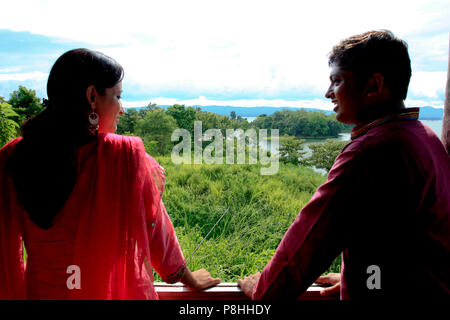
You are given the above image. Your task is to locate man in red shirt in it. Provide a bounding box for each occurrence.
[238,30,450,299]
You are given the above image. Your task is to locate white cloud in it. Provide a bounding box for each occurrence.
[123,96,443,111]
[123,97,335,110]
[1,0,449,102]
[0,67,23,73]
[409,71,447,98]
[0,71,48,81]
[405,98,444,109]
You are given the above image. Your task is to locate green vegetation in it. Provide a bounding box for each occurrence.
[117,103,252,156]
[7,85,43,126]
[153,157,341,282]
[301,139,349,172]
[252,108,352,138]
[0,101,20,147]
[136,107,178,155]
[278,135,306,166]
[0,86,43,148]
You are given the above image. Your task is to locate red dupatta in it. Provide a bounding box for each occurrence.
[0,133,174,299]
[0,138,26,299]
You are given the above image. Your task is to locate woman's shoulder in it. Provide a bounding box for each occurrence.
[99,133,145,153]
[0,137,23,156]
[1,137,22,148]
[98,133,165,169]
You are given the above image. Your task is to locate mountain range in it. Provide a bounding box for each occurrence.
[151,105,443,120]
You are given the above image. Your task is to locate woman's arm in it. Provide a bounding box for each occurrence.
[143,154,220,290]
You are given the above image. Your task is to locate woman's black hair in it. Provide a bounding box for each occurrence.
[8,48,124,229]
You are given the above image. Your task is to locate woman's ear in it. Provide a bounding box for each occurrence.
[86,85,98,105]
[365,73,384,97]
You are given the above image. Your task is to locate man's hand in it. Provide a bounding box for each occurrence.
[237,272,261,298]
[315,272,340,297]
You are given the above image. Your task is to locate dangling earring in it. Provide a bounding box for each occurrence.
[88,106,99,135]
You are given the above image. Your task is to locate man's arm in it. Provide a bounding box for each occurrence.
[244,135,420,300]
[249,146,363,299]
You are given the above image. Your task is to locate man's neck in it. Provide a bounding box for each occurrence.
[356,100,405,126]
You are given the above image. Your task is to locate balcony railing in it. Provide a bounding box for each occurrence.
[154,282,337,300]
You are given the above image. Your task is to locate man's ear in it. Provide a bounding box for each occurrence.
[365,73,384,97]
[86,85,98,105]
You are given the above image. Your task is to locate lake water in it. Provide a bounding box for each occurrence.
[244,117,443,142]
[333,120,443,142]
[420,120,443,138]
[245,117,444,174]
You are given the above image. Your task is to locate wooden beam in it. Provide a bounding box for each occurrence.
[154,282,338,300]
[442,34,450,154]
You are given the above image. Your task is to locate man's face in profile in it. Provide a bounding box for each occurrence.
[325,63,366,125]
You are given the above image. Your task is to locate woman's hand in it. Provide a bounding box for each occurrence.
[315,272,341,297]
[181,267,221,291]
[237,272,261,298]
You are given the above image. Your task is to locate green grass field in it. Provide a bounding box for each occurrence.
[155,156,341,282]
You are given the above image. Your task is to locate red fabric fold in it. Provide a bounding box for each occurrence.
[0,138,26,299]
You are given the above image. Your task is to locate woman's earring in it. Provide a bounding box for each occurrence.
[88,106,99,135]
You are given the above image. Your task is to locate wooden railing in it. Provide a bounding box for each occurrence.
[155,282,337,300]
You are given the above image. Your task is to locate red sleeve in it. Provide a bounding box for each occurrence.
[143,154,186,283]
[252,145,362,300]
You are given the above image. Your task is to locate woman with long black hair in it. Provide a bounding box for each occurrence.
[0,48,219,299]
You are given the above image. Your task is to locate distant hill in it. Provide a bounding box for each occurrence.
[190,105,334,117]
[131,104,443,120]
[417,106,443,120]
[140,105,335,117]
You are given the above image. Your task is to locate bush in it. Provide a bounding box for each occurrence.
[0,102,19,147]
[301,139,348,172]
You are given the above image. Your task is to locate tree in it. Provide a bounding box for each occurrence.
[301,139,348,172]
[116,108,140,135]
[8,86,43,124]
[136,109,178,156]
[166,104,197,133]
[230,111,236,120]
[251,109,351,138]
[137,102,160,119]
[0,102,19,147]
[278,135,306,165]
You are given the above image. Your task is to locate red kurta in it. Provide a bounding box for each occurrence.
[0,133,186,299]
[253,108,450,299]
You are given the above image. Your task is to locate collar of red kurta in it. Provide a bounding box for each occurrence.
[350,107,420,140]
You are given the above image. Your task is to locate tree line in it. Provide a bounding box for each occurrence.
[1,86,349,172]
[116,103,253,156]
[252,108,353,138]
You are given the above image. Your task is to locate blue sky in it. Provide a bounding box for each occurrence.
[0,0,449,111]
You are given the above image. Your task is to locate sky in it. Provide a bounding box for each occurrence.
[0,0,449,111]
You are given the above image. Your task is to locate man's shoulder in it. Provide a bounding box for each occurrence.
[330,121,426,177]
[349,120,428,152]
